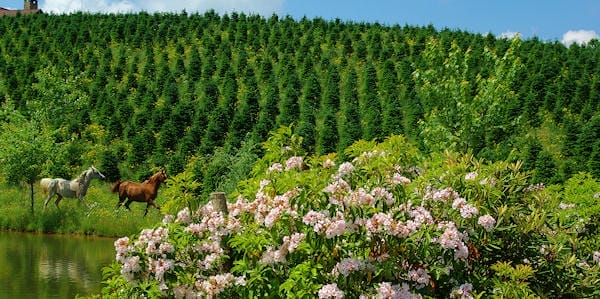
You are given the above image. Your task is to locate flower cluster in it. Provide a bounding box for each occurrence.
[433,221,469,261]
[374,282,422,299]
[524,183,545,193]
[450,283,474,299]
[260,233,306,265]
[318,283,345,299]
[111,135,568,298]
[285,156,303,171]
[477,214,496,232]
[331,258,371,277]
[303,210,355,238]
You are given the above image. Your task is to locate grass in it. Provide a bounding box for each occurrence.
[0,181,163,237]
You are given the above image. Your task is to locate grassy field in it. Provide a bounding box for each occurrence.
[0,180,163,237]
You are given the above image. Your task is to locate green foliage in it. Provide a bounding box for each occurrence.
[490,262,538,298]
[414,37,522,156]
[161,164,202,215]
[0,13,599,181]
[0,102,55,185]
[97,131,600,298]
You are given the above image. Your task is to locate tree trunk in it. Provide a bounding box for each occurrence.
[29,182,34,214]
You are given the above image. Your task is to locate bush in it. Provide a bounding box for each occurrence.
[98,133,600,298]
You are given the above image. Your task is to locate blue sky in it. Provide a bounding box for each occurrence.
[2,0,598,44]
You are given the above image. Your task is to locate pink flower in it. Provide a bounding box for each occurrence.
[430,187,459,202]
[283,233,306,253]
[323,159,336,168]
[325,218,348,239]
[332,258,368,277]
[374,282,420,299]
[459,204,479,218]
[365,213,393,235]
[451,283,474,299]
[371,187,395,205]
[176,207,191,223]
[452,197,479,218]
[318,283,344,299]
[391,173,411,185]
[264,206,283,228]
[120,256,141,282]
[114,236,130,255]
[285,156,303,171]
[196,273,245,297]
[407,267,430,285]
[337,162,355,177]
[268,162,283,173]
[477,214,496,232]
[465,172,478,180]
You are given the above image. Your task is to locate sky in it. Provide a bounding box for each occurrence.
[1,0,599,45]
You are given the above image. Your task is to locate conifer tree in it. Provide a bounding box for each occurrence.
[338,67,362,152]
[276,57,301,127]
[252,61,279,142]
[359,61,382,141]
[187,48,202,82]
[296,71,321,150]
[227,66,260,151]
[380,59,404,136]
[316,61,340,154]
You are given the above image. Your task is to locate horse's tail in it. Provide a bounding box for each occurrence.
[110,180,122,193]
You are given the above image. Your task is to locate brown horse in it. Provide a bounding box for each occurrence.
[111,169,167,216]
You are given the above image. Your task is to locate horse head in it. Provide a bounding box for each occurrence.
[157,169,167,183]
[90,165,106,180]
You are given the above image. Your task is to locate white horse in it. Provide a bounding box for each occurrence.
[41,166,106,208]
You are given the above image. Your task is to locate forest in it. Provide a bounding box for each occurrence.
[0,11,599,195]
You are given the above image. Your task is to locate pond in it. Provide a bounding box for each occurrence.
[0,231,116,298]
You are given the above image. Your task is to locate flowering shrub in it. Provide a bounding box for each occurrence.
[99,132,600,298]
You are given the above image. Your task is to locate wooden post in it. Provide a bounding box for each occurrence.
[210,192,232,272]
[210,192,228,215]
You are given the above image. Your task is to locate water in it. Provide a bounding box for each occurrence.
[0,231,116,298]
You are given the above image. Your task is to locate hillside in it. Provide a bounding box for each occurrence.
[0,12,599,187]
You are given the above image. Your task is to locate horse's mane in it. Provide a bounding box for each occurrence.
[148,171,162,183]
[74,167,91,182]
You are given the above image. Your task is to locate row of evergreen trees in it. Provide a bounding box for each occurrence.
[0,11,599,184]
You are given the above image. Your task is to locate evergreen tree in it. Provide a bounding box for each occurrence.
[359,61,382,141]
[316,61,340,154]
[380,59,404,136]
[338,67,362,152]
[226,66,260,151]
[276,57,301,127]
[533,150,557,184]
[296,71,321,150]
[252,63,279,142]
[187,48,202,82]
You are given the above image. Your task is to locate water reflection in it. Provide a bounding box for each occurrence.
[0,231,115,298]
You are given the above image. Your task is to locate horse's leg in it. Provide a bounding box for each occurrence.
[144,200,160,217]
[55,195,63,208]
[117,195,125,209]
[78,195,88,208]
[43,192,54,208]
[150,199,160,211]
[124,199,132,210]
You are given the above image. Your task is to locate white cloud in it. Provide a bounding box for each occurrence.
[561,30,599,46]
[42,0,135,14]
[499,31,521,39]
[41,0,283,15]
